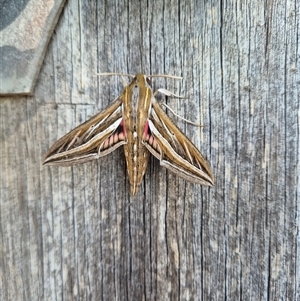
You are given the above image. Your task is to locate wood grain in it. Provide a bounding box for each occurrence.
[0,0,299,300]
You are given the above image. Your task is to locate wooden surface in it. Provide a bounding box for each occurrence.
[0,0,299,300]
[0,0,66,95]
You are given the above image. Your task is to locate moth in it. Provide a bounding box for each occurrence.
[43,73,214,195]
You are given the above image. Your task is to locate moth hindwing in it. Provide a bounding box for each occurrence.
[43,73,214,195]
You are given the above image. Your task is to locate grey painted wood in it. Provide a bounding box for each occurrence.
[0,0,66,95]
[0,0,299,300]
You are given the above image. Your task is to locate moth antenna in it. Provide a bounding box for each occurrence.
[95,72,134,87]
[148,74,183,80]
[95,72,134,78]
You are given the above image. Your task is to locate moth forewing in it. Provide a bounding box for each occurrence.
[142,98,214,186]
[43,97,124,166]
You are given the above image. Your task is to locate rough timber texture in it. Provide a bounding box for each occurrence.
[0,1,299,300]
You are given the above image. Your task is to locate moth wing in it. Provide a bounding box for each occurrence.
[143,101,214,186]
[43,97,126,166]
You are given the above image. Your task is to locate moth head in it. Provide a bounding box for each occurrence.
[146,76,152,86]
[132,74,152,87]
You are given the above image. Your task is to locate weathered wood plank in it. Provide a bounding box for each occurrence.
[0,0,299,300]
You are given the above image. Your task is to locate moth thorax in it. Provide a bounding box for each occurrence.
[131,86,139,120]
